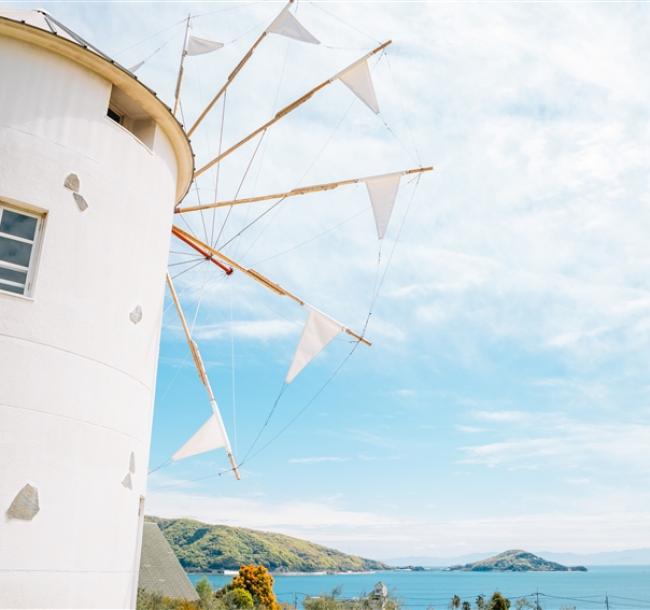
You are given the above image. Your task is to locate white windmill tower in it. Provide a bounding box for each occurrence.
[0,4,432,609]
[0,10,193,609]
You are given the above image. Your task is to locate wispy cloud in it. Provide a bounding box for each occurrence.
[460,422,650,471]
[289,456,350,464]
[179,319,298,342]
[345,428,396,449]
[456,425,486,434]
[471,410,529,423]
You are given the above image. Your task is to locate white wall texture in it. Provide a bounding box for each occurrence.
[0,34,183,609]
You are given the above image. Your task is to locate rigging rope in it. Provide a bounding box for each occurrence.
[155,19,426,483]
[115,18,186,55]
[211,89,228,248]
[240,173,423,468]
[307,1,380,45]
[171,258,206,280]
[249,208,367,267]
[234,51,385,264]
[215,130,267,248]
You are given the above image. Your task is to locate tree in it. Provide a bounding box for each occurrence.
[224,589,254,610]
[476,596,486,610]
[463,601,472,610]
[488,593,510,610]
[196,579,213,610]
[228,565,281,610]
[450,596,461,610]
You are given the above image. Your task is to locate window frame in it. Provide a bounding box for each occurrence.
[0,202,45,298]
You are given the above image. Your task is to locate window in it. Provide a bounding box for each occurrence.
[106,106,123,124]
[0,204,44,297]
[106,86,156,149]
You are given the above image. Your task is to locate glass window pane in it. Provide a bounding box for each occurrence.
[0,281,25,295]
[0,266,27,284]
[0,209,37,241]
[0,236,32,268]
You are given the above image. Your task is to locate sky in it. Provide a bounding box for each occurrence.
[9,0,650,560]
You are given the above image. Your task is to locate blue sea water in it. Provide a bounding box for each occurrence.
[188,567,650,610]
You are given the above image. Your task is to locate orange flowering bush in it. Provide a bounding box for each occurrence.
[228,565,281,610]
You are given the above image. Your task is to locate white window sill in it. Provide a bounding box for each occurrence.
[0,289,34,302]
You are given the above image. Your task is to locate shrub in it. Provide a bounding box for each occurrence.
[227,565,281,610]
[224,588,255,610]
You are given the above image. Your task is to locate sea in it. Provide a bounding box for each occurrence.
[188,567,650,610]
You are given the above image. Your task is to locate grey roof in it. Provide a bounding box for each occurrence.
[139,522,199,601]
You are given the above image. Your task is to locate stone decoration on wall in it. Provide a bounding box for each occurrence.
[129,305,143,324]
[6,484,40,520]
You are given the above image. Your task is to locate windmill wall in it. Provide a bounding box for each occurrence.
[0,13,193,609]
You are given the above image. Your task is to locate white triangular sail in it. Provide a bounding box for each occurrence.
[365,173,401,239]
[267,7,319,44]
[186,35,224,56]
[129,60,145,73]
[172,413,227,461]
[338,59,379,114]
[286,307,343,383]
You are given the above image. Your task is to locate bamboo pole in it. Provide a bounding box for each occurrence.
[166,273,241,480]
[194,40,392,179]
[172,225,372,347]
[177,166,434,214]
[187,0,293,138]
[173,14,191,117]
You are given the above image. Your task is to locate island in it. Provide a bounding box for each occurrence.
[447,549,587,572]
[148,516,389,573]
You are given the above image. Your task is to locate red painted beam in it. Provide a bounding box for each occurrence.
[171,226,233,275]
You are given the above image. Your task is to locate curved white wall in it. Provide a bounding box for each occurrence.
[0,35,182,609]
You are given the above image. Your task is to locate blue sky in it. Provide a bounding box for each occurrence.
[10,1,650,559]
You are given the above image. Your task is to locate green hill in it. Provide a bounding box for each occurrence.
[147,516,389,573]
[448,549,587,572]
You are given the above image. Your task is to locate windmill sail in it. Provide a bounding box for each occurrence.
[172,413,227,461]
[365,173,402,239]
[338,59,379,114]
[267,7,319,44]
[286,307,344,383]
[186,35,223,56]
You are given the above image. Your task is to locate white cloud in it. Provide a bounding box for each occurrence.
[393,388,416,398]
[289,456,350,464]
[460,422,650,471]
[192,319,298,341]
[145,489,650,557]
[471,410,529,423]
[456,425,486,434]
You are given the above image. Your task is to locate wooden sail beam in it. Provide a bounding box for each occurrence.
[176,166,433,214]
[171,225,234,274]
[194,40,392,179]
[172,225,372,347]
[173,14,192,117]
[186,0,293,138]
[165,273,241,480]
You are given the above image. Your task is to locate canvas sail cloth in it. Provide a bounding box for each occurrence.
[267,7,319,44]
[337,59,379,114]
[186,35,224,56]
[364,173,402,239]
[129,34,223,73]
[172,410,228,461]
[286,307,345,383]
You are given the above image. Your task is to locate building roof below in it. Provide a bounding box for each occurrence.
[139,522,199,601]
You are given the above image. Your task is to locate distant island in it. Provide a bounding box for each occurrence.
[448,549,588,572]
[148,516,389,573]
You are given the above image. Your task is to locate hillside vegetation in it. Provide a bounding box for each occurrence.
[448,549,587,572]
[148,517,388,573]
